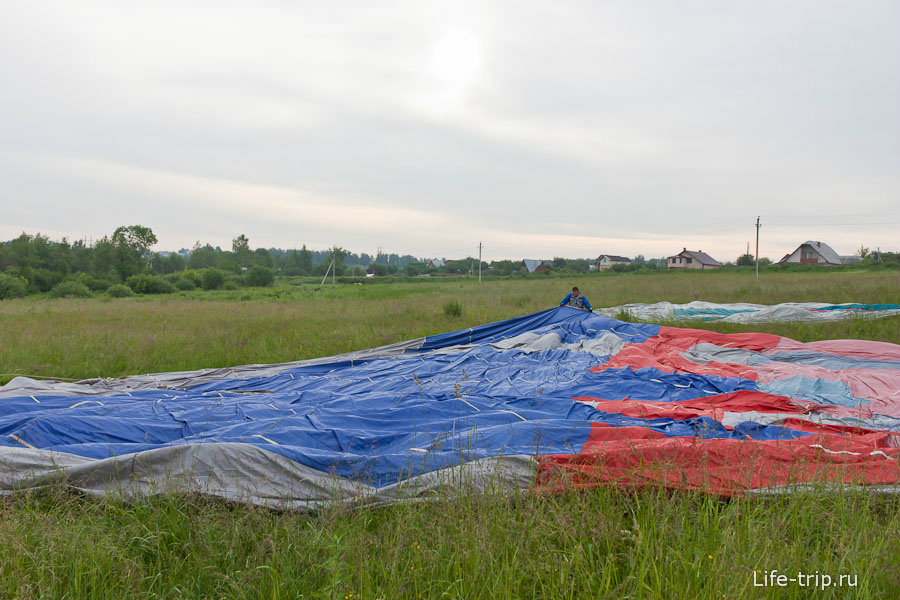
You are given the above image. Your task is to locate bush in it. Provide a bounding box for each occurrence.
[50,280,93,298]
[218,260,242,274]
[175,277,197,290]
[76,273,114,292]
[181,270,202,285]
[31,268,65,292]
[223,280,239,291]
[443,300,463,317]
[201,268,225,290]
[244,265,275,287]
[126,273,176,294]
[107,283,135,298]
[0,273,27,299]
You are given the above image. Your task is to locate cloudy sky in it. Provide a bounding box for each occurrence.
[2,1,898,261]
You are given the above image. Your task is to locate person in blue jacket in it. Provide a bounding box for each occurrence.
[560,286,592,311]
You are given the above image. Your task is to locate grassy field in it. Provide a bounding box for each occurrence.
[2,270,900,598]
[3,270,900,384]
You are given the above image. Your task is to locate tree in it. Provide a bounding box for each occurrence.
[253,247,274,267]
[736,253,755,267]
[491,260,516,276]
[150,252,182,274]
[187,244,218,270]
[298,245,313,275]
[111,225,157,281]
[167,253,186,272]
[232,234,249,254]
[31,234,54,271]
[218,259,242,274]
[404,262,427,276]
[568,259,590,273]
[325,246,349,276]
[368,263,398,276]
[8,233,35,268]
[69,239,93,274]
[92,237,115,277]
[49,238,72,274]
[283,249,305,276]
[232,234,252,266]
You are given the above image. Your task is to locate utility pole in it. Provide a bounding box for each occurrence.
[478,242,482,283]
[755,216,761,280]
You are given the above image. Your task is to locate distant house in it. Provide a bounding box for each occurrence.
[667,248,722,270]
[427,259,445,268]
[519,259,550,273]
[595,255,631,271]
[778,241,855,266]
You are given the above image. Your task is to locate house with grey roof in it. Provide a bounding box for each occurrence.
[595,254,631,271]
[518,259,550,273]
[667,248,722,270]
[778,241,855,265]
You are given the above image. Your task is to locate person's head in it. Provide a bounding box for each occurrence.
[572,286,580,297]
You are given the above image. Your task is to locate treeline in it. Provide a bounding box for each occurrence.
[184,238,422,276]
[6,226,894,300]
[0,227,436,298]
[0,226,654,300]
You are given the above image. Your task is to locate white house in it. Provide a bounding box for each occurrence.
[595,255,631,271]
[667,248,722,270]
[778,241,854,265]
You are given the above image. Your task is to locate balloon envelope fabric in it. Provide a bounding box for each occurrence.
[2,307,900,508]
[594,301,900,323]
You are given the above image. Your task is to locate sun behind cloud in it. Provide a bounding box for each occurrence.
[423,28,483,112]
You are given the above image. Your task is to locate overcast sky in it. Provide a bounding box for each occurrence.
[2,1,898,261]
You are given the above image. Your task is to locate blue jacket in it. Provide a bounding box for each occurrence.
[560,293,592,311]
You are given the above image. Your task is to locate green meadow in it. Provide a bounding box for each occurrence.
[2,270,900,598]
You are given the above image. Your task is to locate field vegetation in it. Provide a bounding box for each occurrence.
[2,270,900,598]
[3,270,899,385]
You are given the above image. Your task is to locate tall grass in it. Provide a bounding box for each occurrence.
[2,485,898,598]
[2,271,899,384]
